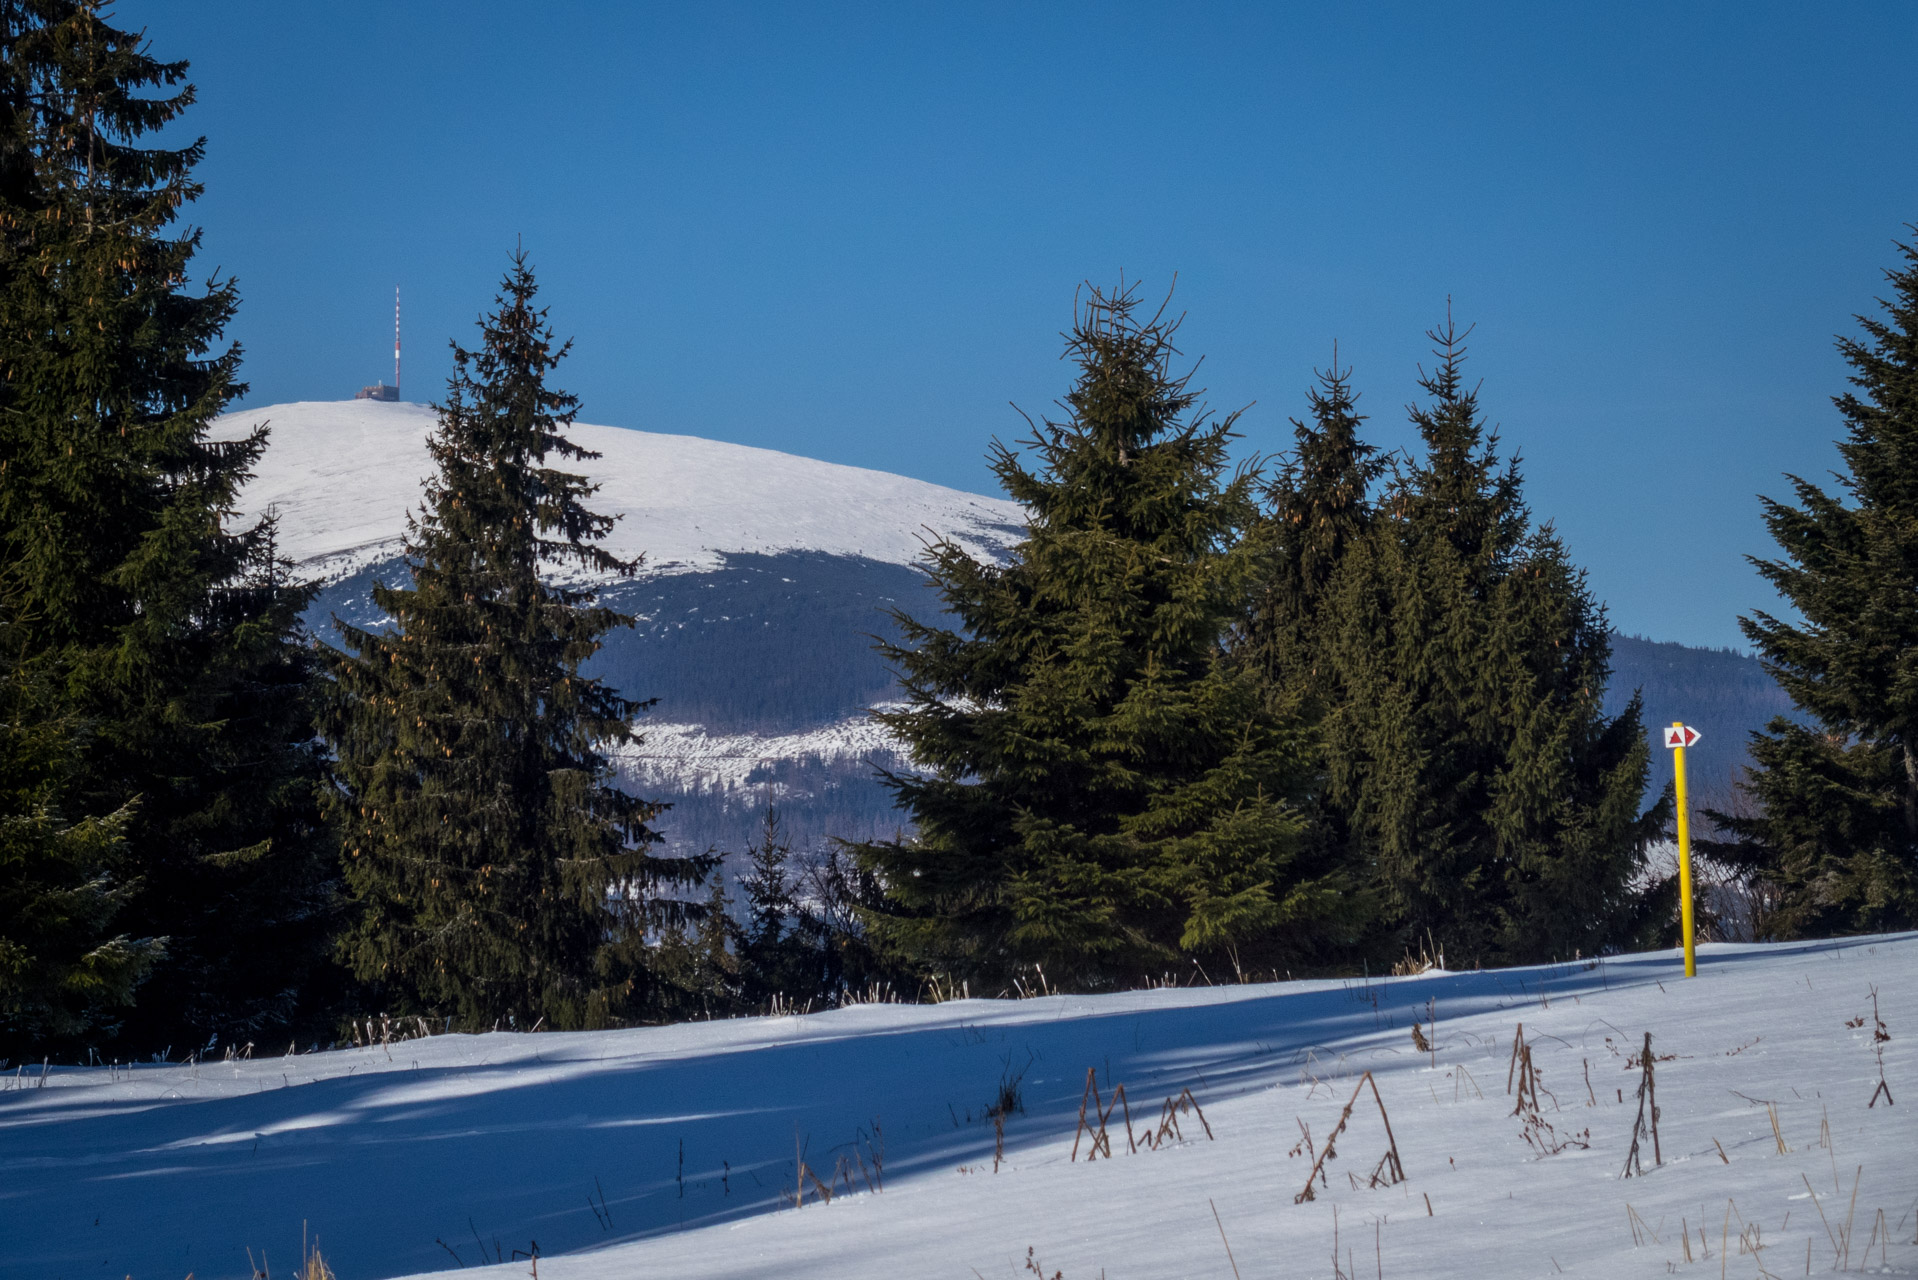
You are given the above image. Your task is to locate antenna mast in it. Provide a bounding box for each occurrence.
[394,286,401,397]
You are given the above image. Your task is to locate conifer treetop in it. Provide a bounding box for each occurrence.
[1397,308,1530,570]
[1743,230,1918,770]
[423,249,637,582]
[4,1,204,224]
[998,280,1254,563]
[1277,347,1387,594]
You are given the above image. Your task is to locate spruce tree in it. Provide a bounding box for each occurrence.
[323,254,704,1030]
[0,610,158,1054]
[1709,233,1918,934]
[0,2,335,1053]
[1232,356,1387,962]
[854,286,1329,988]
[1321,318,1663,966]
[1239,354,1386,720]
[737,808,806,1005]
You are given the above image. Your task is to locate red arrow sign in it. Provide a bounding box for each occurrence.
[1663,724,1701,749]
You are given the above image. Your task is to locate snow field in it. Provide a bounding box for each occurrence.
[2,936,1914,1280]
[208,400,1024,584]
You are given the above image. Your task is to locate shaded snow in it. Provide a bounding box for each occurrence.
[211,399,1024,583]
[4,936,1916,1279]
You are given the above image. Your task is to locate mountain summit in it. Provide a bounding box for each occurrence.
[214,398,1023,585]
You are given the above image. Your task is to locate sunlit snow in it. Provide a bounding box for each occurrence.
[4,936,1914,1279]
[210,399,1024,584]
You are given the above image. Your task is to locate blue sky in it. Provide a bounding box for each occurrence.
[136,2,1916,650]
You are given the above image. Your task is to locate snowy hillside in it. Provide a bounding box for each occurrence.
[212,399,1024,585]
[213,398,1023,858]
[4,934,1914,1280]
[215,399,1792,862]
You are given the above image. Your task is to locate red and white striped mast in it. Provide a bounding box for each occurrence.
[393,286,401,397]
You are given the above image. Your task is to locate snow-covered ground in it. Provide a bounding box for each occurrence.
[5,935,1915,1280]
[211,399,1025,584]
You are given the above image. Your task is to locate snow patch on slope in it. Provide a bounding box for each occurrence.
[213,399,1024,583]
[615,713,907,793]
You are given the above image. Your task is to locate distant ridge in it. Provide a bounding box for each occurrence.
[1604,633,1800,811]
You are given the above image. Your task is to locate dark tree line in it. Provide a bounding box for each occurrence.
[0,1,335,1058]
[853,295,1664,987]
[2,2,1911,1059]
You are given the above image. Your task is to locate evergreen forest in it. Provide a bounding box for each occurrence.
[1,3,1913,1062]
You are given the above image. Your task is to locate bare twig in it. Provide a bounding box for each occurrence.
[1296,1071,1403,1203]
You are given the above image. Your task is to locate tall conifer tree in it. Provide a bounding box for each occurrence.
[0,609,157,1053]
[0,2,334,1052]
[855,286,1332,988]
[1233,356,1388,959]
[323,255,703,1030]
[1709,233,1918,934]
[1240,355,1385,718]
[1320,319,1662,965]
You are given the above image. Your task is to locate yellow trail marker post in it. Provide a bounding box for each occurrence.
[1662,721,1702,977]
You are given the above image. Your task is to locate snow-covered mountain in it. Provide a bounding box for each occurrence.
[220,399,1788,863]
[214,399,1023,587]
[215,398,1023,860]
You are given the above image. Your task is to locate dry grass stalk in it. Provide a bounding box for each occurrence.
[1452,1063,1483,1102]
[1069,1068,1135,1161]
[1209,1198,1244,1280]
[1294,1071,1404,1204]
[1867,986,1894,1108]
[1838,1164,1860,1268]
[1800,1174,1839,1266]
[1767,1101,1789,1154]
[789,1133,835,1208]
[1142,1087,1212,1150]
[292,1223,336,1280]
[1022,1246,1062,1279]
[1620,1032,1662,1177]
[1863,1207,1890,1270]
[1511,1027,1588,1155]
[1410,997,1436,1067]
